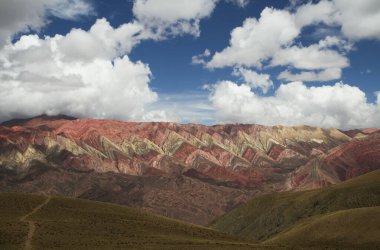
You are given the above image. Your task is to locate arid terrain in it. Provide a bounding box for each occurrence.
[1,115,380,224]
[1,170,379,249]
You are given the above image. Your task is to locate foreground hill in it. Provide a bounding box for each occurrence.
[0,168,254,226]
[0,192,268,250]
[267,206,380,249]
[211,170,380,249]
[2,175,379,250]
[1,115,380,224]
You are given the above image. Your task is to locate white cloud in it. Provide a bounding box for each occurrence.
[0,0,94,48]
[207,7,300,68]
[0,19,168,122]
[278,68,342,82]
[48,0,94,20]
[205,5,349,82]
[199,0,380,127]
[204,1,373,82]
[133,0,217,23]
[294,0,380,40]
[140,109,180,122]
[274,35,352,82]
[0,0,228,123]
[191,49,211,65]
[294,0,339,28]
[271,44,349,70]
[2,0,380,127]
[208,81,380,129]
[232,67,273,93]
[57,18,144,62]
[317,36,353,52]
[334,0,380,40]
[133,0,218,38]
[206,4,345,70]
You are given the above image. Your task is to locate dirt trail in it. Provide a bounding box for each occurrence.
[20,196,51,250]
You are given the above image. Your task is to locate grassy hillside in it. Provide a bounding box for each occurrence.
[211,169,380,247]
[0,193,273,250]
[0,193,46,249]
[267,206,380,249]
[3,171,380,250]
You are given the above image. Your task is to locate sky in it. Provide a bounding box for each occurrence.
[0,0,379,129]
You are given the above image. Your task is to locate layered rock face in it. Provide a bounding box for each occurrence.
[1,115,379,224]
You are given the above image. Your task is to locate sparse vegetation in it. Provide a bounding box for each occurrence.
[0,192,268,249]
[2,171,380,249]
[211,170,380,249]
[267,206,380,249]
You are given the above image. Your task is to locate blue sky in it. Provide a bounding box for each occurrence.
[0,0,379,129]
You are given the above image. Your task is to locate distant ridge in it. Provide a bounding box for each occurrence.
[1,114,77,127]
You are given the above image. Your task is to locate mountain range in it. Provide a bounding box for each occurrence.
[1,115,380,225]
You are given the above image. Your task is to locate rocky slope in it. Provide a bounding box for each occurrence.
[0,115,379,224]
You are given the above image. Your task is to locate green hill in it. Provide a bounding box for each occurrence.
[3,171,380,250]
[0,192,271,250]
[211,169,380,248]
[267,206,380,249]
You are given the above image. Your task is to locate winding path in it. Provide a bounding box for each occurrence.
[20,196,51,250]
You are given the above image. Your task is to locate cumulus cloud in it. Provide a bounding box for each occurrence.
[207,7,300,68]
[294,0,339,28]
[208,81,380,129]
[275,36,350,82]
[232,67,273,93]
[0,0,234,123]
[57,19,144,62]
[271,44,349,70]
[204,0,380,83]
[139,109,180,122]
[317,36,353,52]
[205,5,349,82]
[133,0,218,38]
[0,0,94,48]
[2,0,380,127]
[278,68,342,82]
[295,0,380,40]
[0,19,168,122]
[334,0,380,40]
[132,0,250,39]
[200,0,380,128]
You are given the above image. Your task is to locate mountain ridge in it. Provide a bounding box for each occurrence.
[1,115,380,224]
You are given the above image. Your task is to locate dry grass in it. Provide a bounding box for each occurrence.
[0,192,270,249]
[211,170,380,249]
